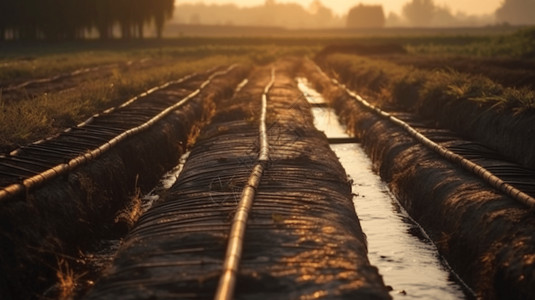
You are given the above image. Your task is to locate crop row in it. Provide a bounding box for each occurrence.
[316,53,535,169]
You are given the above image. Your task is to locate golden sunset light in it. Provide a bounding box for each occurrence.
[178,0,503,15]
[173,0,534,28]
[1,0,535,299]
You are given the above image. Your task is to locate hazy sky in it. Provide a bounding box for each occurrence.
[178,0,502,15]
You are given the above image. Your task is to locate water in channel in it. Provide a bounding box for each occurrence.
[297,78,471,299]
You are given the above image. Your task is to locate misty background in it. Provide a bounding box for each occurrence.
[1,0,534,41]
[172,0,535,29]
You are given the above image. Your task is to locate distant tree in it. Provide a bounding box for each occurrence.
[39,0,63,39]
[39,0,86,40]
[402,0,435,27]
[69,0,93,39]
[173,2,344,29]
[115,0,133,39]
[0,1,9,40]
[385,12,404,27]
[496,0,535,25]
[0,0,177,40]
[152,0,175,39]
[309,0,334,27]
[346,4,386,28]
[17,0,40,39]
[433,6,456,27]
[94,0,114,39]
[132,0,152,38]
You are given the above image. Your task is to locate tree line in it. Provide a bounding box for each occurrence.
[174,0,343,29]
[399,0,535,27]
[347,0,535,28]
[0,0,175,41]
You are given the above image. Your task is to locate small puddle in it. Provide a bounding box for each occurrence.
[141,151,190,212]
[297,78,472,299]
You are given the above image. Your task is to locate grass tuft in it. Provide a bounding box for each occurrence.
[114,175,143,231]
[56,258,81,300]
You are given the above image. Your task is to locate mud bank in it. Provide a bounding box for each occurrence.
[304,60,535,299]
[0,67,247,299]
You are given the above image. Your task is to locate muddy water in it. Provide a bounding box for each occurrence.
[141,152,190,212]
[297,78,472,299]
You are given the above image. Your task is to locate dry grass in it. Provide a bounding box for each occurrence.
[114,175,143,230]
[405,26,535,59]
[3,30,532,152]
[0,55,235,151]
[55,258,85,300]
[0,51,129,85]
[0,42,315,152]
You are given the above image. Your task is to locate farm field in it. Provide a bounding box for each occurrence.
[1,26,535,299]
[1,26,533,154]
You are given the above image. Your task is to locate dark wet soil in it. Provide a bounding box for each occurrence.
[84,59,391,299]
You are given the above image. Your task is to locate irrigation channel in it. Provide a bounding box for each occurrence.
[297,77,470,299]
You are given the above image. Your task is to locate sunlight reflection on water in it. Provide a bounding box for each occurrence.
[140,152,190,212]
[332,142,467,299]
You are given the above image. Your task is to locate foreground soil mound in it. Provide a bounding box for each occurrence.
[85,59,391,299]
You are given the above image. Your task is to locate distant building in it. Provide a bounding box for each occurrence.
[346,4,386,28]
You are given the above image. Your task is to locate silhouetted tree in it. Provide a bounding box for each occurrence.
[93,0,114,39]
[433,6,456,27]
[346,4,386,28]
[152,0,174,39]
[17,0,40,40]
[132,0,152,38]
[496,0,535,25]
[309,1,334,27]
[0,1,10,40]
[116,0,134,39]
[173,2,343,29]
[39,0,85,40]
[402,0,435,27]
[0,0,175,40]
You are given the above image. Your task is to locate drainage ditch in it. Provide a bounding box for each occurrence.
[297,77,473,299]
